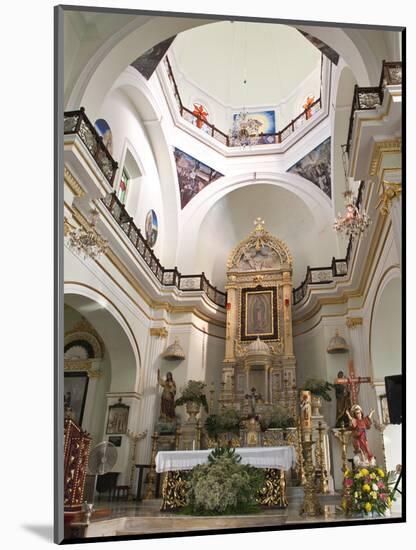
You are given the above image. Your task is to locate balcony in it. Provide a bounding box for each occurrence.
[162,56,325,153]
[346,61,402,156]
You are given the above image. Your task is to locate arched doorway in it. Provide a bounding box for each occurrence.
[370,274,402,472]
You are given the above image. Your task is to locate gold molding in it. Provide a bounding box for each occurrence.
[346,317,363,328]
[64,360,93,372]
[369,139,402,177]
[150,327,168,339]
[64,166,86,197]
[64,216,75,237]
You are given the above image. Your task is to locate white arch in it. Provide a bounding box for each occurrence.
[67,16,387,121]
[64,283,142,393]
[67,16,217,118]
[176,171,333,270]
[109,68,181,264]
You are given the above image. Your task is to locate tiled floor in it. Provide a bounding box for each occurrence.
[85,493,402,537]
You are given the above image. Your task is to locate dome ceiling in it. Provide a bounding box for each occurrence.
[171,22,322,109]
[193,184,338,289]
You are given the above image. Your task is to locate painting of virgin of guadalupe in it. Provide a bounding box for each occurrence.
[246,291,273,336]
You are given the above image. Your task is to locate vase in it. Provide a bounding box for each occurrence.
[311,395,322,416]
[185,400,201,423]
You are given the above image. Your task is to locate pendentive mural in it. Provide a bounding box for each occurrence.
[173,147,224,209]
[131,37,176,80]
[145,209,158,248]
[94,119,113,155]
[297,30,340,65]
[287,137,332,198]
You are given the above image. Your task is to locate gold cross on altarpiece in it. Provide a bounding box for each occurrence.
[334,359,371,405]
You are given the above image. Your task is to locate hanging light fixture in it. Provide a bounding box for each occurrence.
[229,23,262,148]
[67,208,108,260]
[333,146,371,239]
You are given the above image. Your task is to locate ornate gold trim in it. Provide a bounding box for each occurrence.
[227,219,293,270]
[369,138,402,177]
[64,166,86,197]
[376,181,402,216]
[150,327,168,338]
[64,360,93,372]
[346,317,363,328]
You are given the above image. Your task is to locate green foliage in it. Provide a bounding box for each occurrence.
[303,378,334,402]
[175,380,209,412]
[187,448,265,515]
[205,408,241,439]
[261,404,295,430]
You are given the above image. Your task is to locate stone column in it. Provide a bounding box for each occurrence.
[346,316,383,463]
[137,327,168,463]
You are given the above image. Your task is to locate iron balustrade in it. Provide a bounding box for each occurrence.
[163,56,322,148]
[101,192,227,308]
[346,60,402,155]
[64,108,118,186]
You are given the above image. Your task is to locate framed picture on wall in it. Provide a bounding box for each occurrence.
[106,401,130,434]
[240,286,278,341]
[63,372,89,426]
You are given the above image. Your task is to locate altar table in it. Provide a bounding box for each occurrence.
[155,447,296,511]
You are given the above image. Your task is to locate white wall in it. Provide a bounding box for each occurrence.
[97,88,167,262]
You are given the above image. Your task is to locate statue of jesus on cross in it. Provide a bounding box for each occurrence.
[334,359,371,407]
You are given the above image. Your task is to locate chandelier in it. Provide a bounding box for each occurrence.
[333,188,371,239]
[230,110,262,148]
[67,208,108,260]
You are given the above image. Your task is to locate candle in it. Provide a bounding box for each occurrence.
[192,440,195,451]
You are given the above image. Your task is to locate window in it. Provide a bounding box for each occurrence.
[117,168,130,204]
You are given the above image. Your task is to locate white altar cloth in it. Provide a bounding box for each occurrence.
[155,446,296,474]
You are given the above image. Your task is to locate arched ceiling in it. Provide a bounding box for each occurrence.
[171,22,321,109]
[194,183,338,289]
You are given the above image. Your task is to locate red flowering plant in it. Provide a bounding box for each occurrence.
[341,466,395,516]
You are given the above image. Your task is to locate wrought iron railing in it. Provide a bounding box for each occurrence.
[163,56,322,148]
[101,192,227,308]
[346,60,402,154]
[292,181,366,305]
[64,107,118,186]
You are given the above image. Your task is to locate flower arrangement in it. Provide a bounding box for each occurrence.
[341,466,395,516]
[186,447,264,515]
[302,378,334,401]
[175,380,209,412]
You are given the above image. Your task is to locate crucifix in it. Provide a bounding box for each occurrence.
[245,387,262,417]
[334,359,371,405]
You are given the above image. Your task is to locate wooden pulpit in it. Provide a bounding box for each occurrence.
[64,418,91,512]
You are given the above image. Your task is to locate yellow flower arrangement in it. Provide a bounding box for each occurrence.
[342,465,394,517]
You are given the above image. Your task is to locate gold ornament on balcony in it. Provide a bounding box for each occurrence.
[66,209,108,260]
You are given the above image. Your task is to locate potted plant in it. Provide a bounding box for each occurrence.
[175,380,209,422]
[302,378,334,416]
[205,408,241,442]
[261,404,295,431]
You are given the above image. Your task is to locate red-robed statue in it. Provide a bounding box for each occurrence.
[346,404,375,465]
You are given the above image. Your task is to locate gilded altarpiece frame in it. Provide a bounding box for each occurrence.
[240,286,279,341]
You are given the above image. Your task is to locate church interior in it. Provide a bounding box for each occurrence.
[60,7,403,541]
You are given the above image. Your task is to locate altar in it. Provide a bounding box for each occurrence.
[156,446,296,511]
